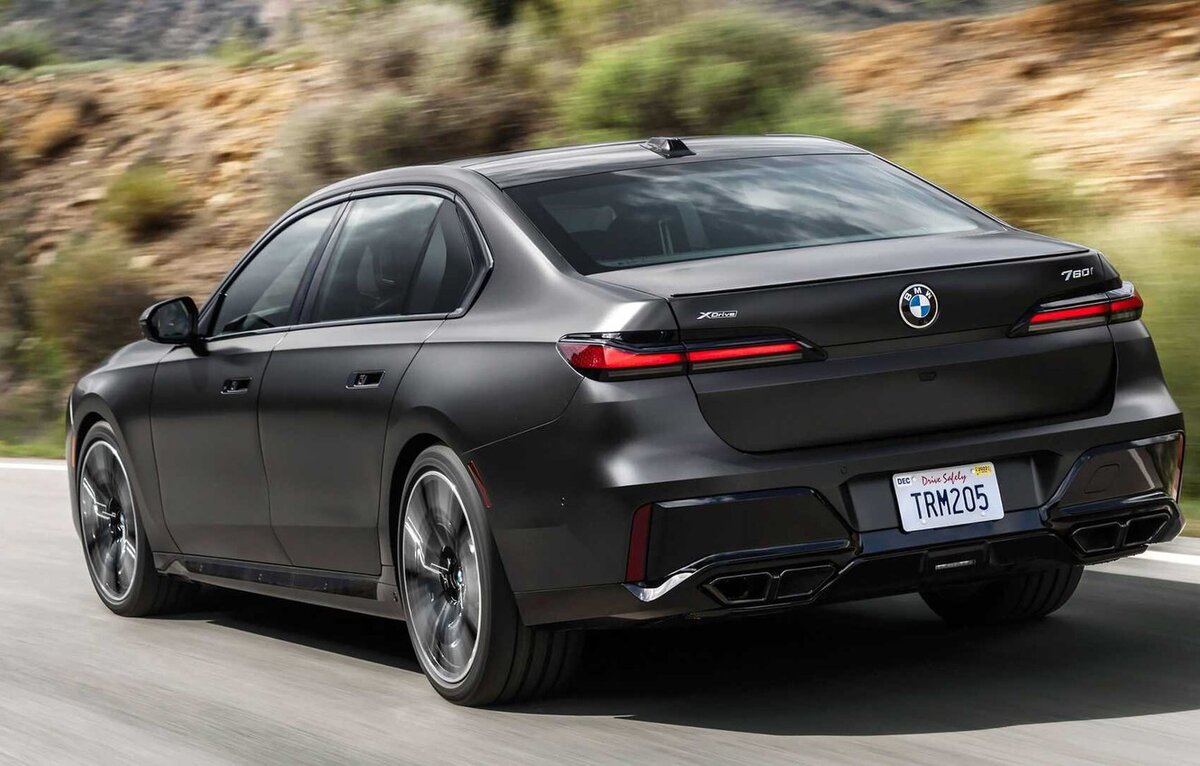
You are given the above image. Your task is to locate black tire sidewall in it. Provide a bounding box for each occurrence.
[397,445,518,704]
[76,422,156,616]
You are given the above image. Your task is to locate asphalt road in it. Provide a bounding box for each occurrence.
[3,459,1199,765]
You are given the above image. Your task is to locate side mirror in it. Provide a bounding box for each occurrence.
[139,296,199,345]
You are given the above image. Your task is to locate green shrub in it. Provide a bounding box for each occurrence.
[1062,222,1200,498]
[0,28,56,70]
[775,86,915,155]
[270,3,548,203]
[33,237,156,374]
[530,0,721,60]
[339,2,494,89]
[561,10,820,140]
[268,102,345,205]
[892,126,1096,232]
[102,164,191,239]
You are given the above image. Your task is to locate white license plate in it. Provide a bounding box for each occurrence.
[892,462,1004,532]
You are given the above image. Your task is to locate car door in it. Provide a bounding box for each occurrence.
[259,191,486,573]
[152,203,342,563]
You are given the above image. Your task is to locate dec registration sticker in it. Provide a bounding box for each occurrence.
[892,462,1005,532]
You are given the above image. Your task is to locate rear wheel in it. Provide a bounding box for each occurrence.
[920,563,1083,626]
[398,445,582,706]
[76,422,194,616]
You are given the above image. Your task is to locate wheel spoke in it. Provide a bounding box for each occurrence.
[102,539,121,594]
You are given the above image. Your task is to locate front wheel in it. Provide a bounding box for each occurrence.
[398,445,582,706]
[76,422,195,616]
[920,563,1083,626]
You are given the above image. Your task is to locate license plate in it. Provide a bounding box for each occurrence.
[892,462,1004,532]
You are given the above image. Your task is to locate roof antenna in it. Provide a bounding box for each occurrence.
[641,136,695,159]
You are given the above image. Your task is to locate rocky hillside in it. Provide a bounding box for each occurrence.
[782,0,1032,29]
[823,0,1200,219]
[0,0,1196,301]
[2,0,1033,62]
[0,0,285,61]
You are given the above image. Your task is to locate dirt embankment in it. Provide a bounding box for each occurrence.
[824,0,1200,218]
[1,60,340,296]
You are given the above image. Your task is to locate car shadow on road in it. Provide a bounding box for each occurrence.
[170,570,1200,736]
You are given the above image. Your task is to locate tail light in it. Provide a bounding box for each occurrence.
[557,333,823,381]
[1012,281,1143,336]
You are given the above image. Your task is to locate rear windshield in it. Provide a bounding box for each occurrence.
[505,154,1002,274]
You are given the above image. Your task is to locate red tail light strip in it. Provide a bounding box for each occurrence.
[1028,302,1111,326]
[558,337,815,380]
[686,341,806,364]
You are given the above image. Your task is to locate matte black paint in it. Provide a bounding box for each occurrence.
[67,137,1185,630]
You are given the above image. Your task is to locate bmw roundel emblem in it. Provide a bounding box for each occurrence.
[899,284,939,329]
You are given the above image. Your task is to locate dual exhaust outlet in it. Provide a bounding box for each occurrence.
[1069,511,1171,555]
[704,564,836,607]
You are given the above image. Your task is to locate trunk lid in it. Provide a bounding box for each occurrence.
[593,231,1119,452]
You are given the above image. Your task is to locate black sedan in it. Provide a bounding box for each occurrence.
[67,136,1185,705]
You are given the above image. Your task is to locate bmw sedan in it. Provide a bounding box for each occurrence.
[67,136,1186,706]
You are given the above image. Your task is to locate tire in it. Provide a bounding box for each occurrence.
[920,563,1084,627]
[398,445,582,706]
[76,422,195,617]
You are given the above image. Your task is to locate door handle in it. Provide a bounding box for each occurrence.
[346,370,385,389]
[221,377,252,394]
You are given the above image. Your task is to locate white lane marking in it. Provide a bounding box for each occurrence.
[0,462,66,471]
[1139,550,1200,568]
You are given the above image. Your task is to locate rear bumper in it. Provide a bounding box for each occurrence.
[515,492,1182,627]
[467,322,1184,626]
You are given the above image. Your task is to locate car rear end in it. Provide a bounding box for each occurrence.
[465,139,1185,626]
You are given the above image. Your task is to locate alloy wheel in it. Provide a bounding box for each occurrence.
[401,470,482,685]
[78,440,139,603]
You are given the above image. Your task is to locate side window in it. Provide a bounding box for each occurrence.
[212,205,339,336]
[312,194,480,324]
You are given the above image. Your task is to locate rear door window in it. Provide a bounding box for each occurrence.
[505,154,1002,275]
[311,195,480,323]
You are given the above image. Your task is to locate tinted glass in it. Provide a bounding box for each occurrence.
[312,195,478,323]
[506,154,1002,274]
[213,205,338,336]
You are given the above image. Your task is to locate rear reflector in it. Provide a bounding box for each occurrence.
[1016,281,1143,335]
[626,504,653,582]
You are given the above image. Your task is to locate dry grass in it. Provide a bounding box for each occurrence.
[19,103,83,159]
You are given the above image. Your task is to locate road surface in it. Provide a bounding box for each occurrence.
[2,459,1198,765]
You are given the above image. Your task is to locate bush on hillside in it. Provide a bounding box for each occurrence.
[1063,222,1200,496]
[33,237,156,374]
[103,164,192,240]
[19,100,88,159]
[776,86,915,155]
[893,126,1096,232]
[561,11,820,140]
[269,3,547,203]
[339,2,495,89]
[0,28,56,70]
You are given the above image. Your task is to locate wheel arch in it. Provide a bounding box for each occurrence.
[385,432,445,570]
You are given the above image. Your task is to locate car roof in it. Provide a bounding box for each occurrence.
[446,135,863,188]
[292,136,864,212]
